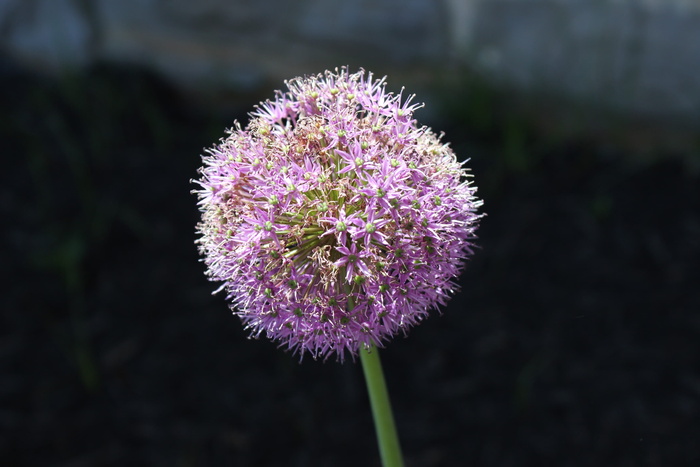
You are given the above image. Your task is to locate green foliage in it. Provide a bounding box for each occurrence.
[5,65,210,391]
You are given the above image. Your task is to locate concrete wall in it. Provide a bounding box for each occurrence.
[2,0,699,124]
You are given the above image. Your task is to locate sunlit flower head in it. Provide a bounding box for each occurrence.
[194,67,482,361]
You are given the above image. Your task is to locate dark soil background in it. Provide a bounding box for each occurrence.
[2,62,699,466]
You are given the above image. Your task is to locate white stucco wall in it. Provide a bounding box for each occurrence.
[1,0,699,123]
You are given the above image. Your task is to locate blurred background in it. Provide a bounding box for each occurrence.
[2,0,699,465]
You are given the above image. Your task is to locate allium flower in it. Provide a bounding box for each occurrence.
[194,67,482,361]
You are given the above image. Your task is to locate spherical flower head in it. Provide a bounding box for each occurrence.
[194,67,482,361]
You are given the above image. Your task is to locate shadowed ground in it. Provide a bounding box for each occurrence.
[2,63,699,466]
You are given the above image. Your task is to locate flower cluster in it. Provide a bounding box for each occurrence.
[194,67,482,361]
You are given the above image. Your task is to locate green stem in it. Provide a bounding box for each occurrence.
[360,345,405,467]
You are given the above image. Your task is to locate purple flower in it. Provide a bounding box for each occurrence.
[194,67,482,361]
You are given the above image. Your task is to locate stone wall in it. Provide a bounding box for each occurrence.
[2,0,699,124]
